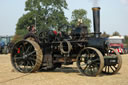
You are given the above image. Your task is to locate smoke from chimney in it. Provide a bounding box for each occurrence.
[92,0,99,7]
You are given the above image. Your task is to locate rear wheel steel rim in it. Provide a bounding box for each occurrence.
[11,40,43,73]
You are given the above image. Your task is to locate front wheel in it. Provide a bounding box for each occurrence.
[102,48,122,74]
[76,47,104,76]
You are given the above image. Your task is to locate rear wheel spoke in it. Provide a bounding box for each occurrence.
[14,57,23,60]
[17,61,24,66]
[24,61,28,72]
[27,51,36,56]
[29,57,36,62]
[26,46,32,54]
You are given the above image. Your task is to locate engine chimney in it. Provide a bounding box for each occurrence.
[92,7,101,38]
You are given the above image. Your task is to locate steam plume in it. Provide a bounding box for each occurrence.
[92,0,99,7]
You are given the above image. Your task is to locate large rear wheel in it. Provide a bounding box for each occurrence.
[11,40,43,73]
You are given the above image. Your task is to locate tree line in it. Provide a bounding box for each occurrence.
[12,0,128,48]
[13,0,91,42]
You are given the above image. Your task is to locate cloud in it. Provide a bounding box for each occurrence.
[120,0,128,5]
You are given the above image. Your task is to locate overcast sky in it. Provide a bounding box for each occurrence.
[0,0,128,36]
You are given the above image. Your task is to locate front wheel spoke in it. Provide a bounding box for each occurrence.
[87,66,93,75]
[92,64,98,68]
[80,56,86,58]
[110,66,115,72]
[91,67,94,74]
[88,66,93,73]
[81,60,85,62]
[80,57,85,62]
[92,64,99,73]
[80,63,86,67]
[92,61,100,66]
[86,49,90,59]
[81,54,87,58]
[86,56,90,60]
[113,65,117,70]
[83,65,89,71]
[105,66,107,72]
[108,66,109,73]
[90,52,96,59]
[92,58,99,62]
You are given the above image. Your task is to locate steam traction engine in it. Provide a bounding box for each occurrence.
[11,7,122,76]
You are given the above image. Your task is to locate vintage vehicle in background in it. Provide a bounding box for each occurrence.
[0,36,12,54]
[108,36,124,54]
[109,46,124,54]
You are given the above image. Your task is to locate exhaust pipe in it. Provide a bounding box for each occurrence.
[92,7,101,38]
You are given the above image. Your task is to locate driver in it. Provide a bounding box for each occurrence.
[27,25,36,33]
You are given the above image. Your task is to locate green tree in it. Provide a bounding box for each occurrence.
[16,12,35,30]
[14,0,68,42]
[25,0,68,30]
[112,31,120,36]
[124,35,128,48]
[101,31,110,38]
[13,12,35,41]
[70,9,91,32]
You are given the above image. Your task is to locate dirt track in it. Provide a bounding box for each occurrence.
[0,54,128,85]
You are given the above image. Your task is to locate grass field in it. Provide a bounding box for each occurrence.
[0,54,128,85]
